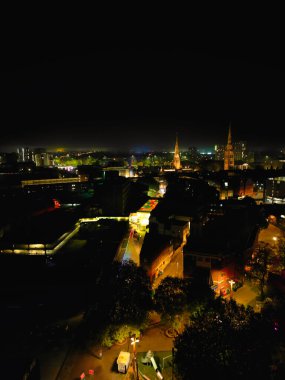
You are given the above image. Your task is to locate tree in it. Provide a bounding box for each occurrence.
[185,278,215,310]
[154,277,188,319]
[101,260,153,326]
[154,277,215,331]
[247,242,273,300]
[154,277,189,333]
[276,237,285,272]
[174,298,276,379]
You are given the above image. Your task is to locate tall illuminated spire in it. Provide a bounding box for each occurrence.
[227,124,232,145]
[224,123,235,170]
[173,134,181,170]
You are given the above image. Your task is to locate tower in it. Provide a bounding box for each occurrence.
[173,134,181,170]
[224,124,235,170]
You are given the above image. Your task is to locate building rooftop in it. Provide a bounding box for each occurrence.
[138,199,159,213]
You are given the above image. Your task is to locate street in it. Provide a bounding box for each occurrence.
[152,248,184,289]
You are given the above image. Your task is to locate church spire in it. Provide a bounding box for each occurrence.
[227,123,232,145]
[224,123,234,170]
[173,134,181,170]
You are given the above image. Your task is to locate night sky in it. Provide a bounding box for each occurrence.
[1,45,285,152]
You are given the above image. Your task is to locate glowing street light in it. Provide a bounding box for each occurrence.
[131,334,140,380]
[229,279,235,292]
[131,334,140,356]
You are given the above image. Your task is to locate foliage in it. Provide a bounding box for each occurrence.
[276,237,285,270]
[185,278,215,307]
[101,324,141,347]
[174,298,276,380]
[262,293,285,340]
[101,326,114,348]
[112,325,141,343]
[53,155,99,167]
[247,242,273,300]
[101,260,153,326]
[154,276,215,328]
[153,276,215,335]
[154,277,188,320]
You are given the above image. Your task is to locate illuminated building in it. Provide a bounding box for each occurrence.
[233,141,247,161]
[34,148,51,167]
[17,147,33,162]
[173,134,181,170]
[214,144,225,161]
[140,233,174,283]
[129,199,159,230]
[266,177,285,204]
[224,124,235,170]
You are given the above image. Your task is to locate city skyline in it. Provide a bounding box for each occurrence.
[1,48,285,152]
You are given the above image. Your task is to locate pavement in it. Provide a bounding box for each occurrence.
[59,314,174,380]
[230,282,259,309]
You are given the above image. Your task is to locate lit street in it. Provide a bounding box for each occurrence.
[123,227,146,265]
[153,247,184,289]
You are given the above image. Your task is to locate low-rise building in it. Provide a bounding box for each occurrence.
[140,233,174,283]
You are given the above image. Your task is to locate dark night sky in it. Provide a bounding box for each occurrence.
[1,41,285,152]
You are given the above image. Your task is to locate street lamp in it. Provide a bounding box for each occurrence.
[229,279,235,293]
[272,236,278,252]
[131,334,140,380]
[131,334,140,355]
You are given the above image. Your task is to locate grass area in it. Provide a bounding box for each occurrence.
[137,351,173,380]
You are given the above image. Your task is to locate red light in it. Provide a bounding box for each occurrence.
[88,369,94,375]
[53,199,61,208]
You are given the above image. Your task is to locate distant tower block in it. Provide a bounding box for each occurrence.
[224,124,235,170]
[173,134,182,170]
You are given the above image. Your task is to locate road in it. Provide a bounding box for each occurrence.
[152,247,184,289]
[123,227,146,265]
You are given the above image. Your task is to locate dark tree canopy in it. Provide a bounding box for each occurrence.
[102,260,152,325]
[154,277,188,318]
[154,276,215,321]
[174,298,276,380]
[247,242,273,300]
